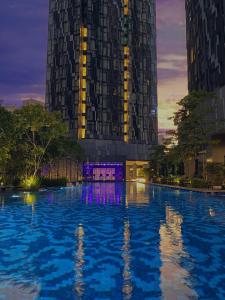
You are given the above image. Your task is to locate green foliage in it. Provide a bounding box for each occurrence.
[159,175,181,185]
[171,91,217,160]
[149,144,167,176]
[191,178,209,189]
[143,167,154,180]
[0,104,85,186]
[40,177,68,187]
[21,176,40,190]
[179,177,191,187]
[14,104,68,178]
[149,143,183,178]
[46,137,85,164]
[0,106,17,183]
[206,162,225,186]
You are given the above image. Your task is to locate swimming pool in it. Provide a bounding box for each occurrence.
[0,183,225,299]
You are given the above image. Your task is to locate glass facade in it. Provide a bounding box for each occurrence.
[186,0,225,92]
[46,0,157,146]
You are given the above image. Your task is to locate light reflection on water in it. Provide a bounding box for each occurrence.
[75,224,85,297]
[122,220,132,300]
[0,183,225,299]
[82,183,123,205]
[82,182,150,206]
[160,207,197,300]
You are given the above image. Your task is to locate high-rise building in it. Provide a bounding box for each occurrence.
[186,0,225,92]
[186,0,225,166]
[46,0,157,180]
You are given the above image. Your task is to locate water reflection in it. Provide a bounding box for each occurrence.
[23,193,36,206]
[81,182,150,207]
[0,281,40,299]
[82,183,123,205]
[125,182,149,206]
[23,193,36,214]
[0,195,4,209]
[75,224,85,297]
[122,220,133,299]
[160,207,197,299]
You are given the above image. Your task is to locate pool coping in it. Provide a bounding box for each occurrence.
[150,183,225,195]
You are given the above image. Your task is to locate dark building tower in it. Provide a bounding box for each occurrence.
[186,0,225,92]
[185,0,225,165]
[46,0,157,180]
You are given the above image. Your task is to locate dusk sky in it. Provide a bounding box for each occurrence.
[0,0,187,130]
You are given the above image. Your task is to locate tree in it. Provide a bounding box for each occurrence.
[149,144,168,176]
[0,104,86,187]
[14,104,67,179]
[47,137,85,163]
[206,162,225,186]
[171,91,217,160]
[0,107,17,183]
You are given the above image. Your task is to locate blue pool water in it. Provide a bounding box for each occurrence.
[0,183,225,299]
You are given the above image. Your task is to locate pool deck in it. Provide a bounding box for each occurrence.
[150,183,225,195]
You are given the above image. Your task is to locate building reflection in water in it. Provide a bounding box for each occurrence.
[82,183,124,205]
[159,207,197,299]
[122,220,133,300]
[125,182,149,206]
[75,224,85,297]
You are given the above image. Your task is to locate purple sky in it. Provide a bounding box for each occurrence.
[0,0,187,129]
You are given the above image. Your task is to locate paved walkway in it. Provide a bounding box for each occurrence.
[150,183,225,195]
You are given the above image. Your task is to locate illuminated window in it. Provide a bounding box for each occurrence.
[124,58,129,67]
[124,47,129,55]
[123,45,129,142]
[78,26,88,140]
[82,67,87,77]
[80,55,87,65]
[82,103,86,114]
[191,48,195,63]
[80,27,88,37]
[82,117,86,126]
[124,71,129,79]
[81,91,86,101]
[81,79,86,89]
[81,128,85,139]
[81,42,87,51]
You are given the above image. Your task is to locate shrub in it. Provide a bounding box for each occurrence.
[191,178,209,189]
[161,177,168,184]
[40,177,68,187]
[162,176,181,185]
[21,176,40,190]
[152,176,161,184]
[206,163,224,186]
[179,177,191,187]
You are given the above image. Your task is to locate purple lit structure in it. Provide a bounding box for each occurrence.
[83,162,125,182]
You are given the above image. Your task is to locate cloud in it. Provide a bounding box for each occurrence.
[0,0,48,104]
[158,76,188,130]
[156,0,187,130]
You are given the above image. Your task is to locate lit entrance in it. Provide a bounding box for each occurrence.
[83,162,125,182]
[126,161,149,182]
